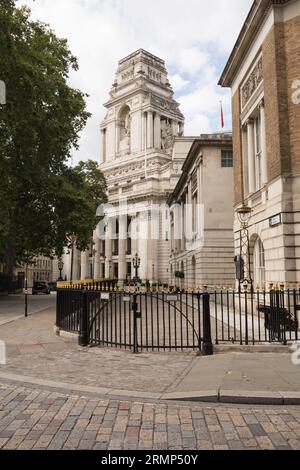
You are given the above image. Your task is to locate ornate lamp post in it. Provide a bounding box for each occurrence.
[132,253,141,285]
[236,204,253,291]
[90,248,97,281]
[58,258,64,281]
[67,234,77,285]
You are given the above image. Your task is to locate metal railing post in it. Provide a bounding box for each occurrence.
[79,291,89,347]
[202,292,213,356]
[132,293,138,354]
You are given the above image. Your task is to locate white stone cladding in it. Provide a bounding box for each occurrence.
[168,135,235,289]
[97,50,187,283]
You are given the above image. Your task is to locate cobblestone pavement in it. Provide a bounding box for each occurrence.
[0,309,196,394]
[2,347,195,394]
[0,381,300,450]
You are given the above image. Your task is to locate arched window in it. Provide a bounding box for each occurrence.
[254,237,265,287]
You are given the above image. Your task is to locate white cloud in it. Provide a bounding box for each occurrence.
[169,74,190,93]
[185,114,212,136]
[20,0,253,164]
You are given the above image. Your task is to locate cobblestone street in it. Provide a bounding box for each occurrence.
[1,303,300,450]
[0,381,300,451]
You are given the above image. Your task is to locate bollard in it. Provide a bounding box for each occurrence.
[132,293,139,354]
[79,291,89,347]
[202,292,213,356]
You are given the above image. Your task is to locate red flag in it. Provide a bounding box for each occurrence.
[220,101,224,129]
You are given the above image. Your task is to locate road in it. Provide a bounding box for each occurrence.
[0,293,56,325]
[0,295,299,450]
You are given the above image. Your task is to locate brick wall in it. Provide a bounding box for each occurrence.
[284,15,300,174]
[262,23,291,181]
[232,90,243,204]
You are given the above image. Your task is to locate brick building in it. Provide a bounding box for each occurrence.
[219,0,300,286]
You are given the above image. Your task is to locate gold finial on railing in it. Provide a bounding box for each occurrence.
[280,283,285,292]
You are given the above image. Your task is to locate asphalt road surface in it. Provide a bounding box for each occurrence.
[0,293,56,325]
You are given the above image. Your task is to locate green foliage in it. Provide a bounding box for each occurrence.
[175,271,185,279]
[0,1,107,274]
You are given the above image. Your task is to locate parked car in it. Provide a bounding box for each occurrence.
[48,281,57,292]
[32,281,50,295]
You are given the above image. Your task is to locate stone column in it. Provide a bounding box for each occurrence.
[130,215,138,262]
[105,219,113,279]
[179,122,184,136]
[139,211,149,280]
[181,198,185,252]
[149,209,159,282]
[101,129,106,163]
[115,121,120,154]
[154,113,161,149]
[184,181,193,246]
[72,249,80,281]
[260,100,268,186]
[241,125,249,195]
[118,215,127,282]
[81,251,89,280]
[94,238,101,279]
[141,112,147,151]
[247,119,256,194]
[147,111,154,149]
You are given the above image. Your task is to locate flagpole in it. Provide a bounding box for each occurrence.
[220,100,224,131]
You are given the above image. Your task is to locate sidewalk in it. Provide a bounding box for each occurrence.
[0,307,299,405]
[0,293,56,326]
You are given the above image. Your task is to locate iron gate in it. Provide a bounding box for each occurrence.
[83,291,208,353]
[56,286,300,352]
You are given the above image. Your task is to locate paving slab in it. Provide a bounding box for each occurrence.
[0,301,300,406]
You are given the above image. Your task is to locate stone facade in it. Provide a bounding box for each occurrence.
[71,50,190,284]
[219,0,300,286]
[16,256,53,288]
[167,134,235,288]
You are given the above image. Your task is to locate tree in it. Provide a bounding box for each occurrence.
[0,1,106,277]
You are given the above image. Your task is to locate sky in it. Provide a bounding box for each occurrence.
[21,0,253,165]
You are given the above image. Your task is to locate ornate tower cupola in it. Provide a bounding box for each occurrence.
[100,49,184,163]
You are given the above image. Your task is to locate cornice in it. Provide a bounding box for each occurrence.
[219,0,290,87]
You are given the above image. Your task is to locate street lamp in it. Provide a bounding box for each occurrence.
[25,263,28,318]
[236,203,253,291]
[132,253,141,285]
[236,204,252,228]
[67,234,77,285]
[90,248,97,280]
[58,258,64,281]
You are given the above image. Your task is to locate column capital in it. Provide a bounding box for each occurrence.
[246,117,254,126]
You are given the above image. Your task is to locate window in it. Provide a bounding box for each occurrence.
[254,238,265,287]
[254,114,262,190]
[127,262,132,279]
[192,193,198,233]
[113,263,119,280]
[221,150,233,168]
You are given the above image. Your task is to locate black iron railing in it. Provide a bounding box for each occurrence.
[56,286,300,353]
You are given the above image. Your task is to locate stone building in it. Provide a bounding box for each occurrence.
[16,256,53,287]
[68,49,193,284]
[219,0,300,286]
[167,133,235,288]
